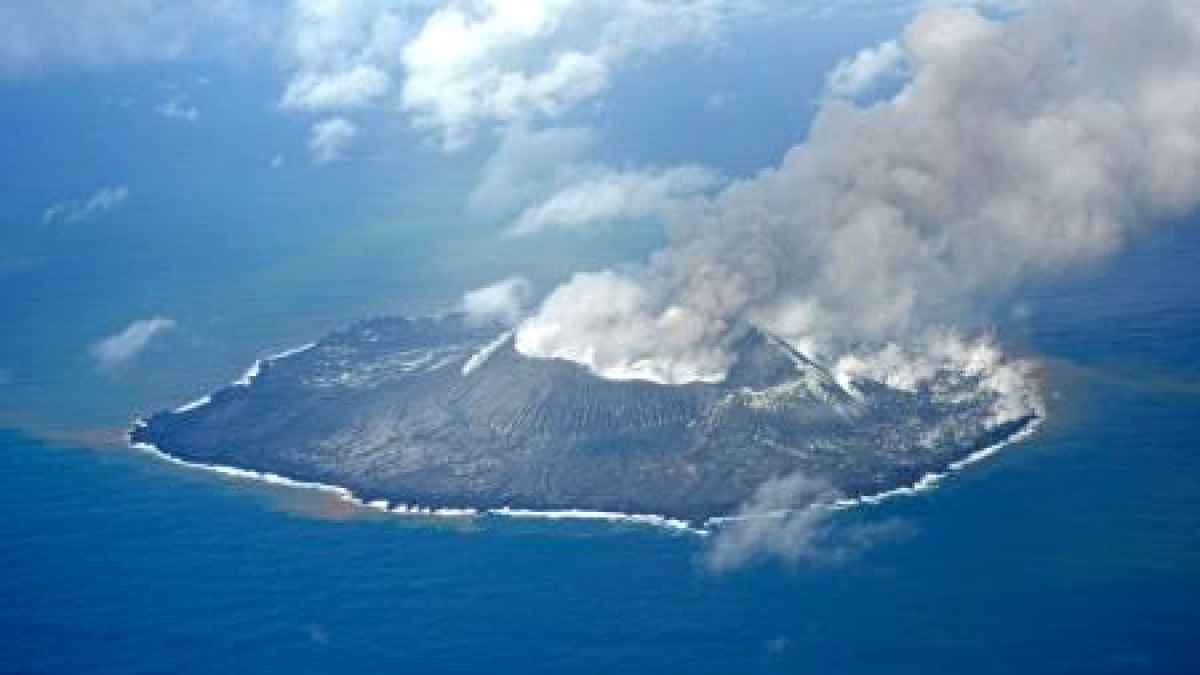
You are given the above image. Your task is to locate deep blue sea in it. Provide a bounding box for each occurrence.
[2,221,1199,673]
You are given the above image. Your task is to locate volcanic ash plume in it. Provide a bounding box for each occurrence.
[515,1,1200,384]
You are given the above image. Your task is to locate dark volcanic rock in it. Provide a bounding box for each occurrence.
[131,314,1037,522]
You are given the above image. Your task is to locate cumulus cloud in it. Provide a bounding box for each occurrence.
[272,1,759,155]
[155,94,199,122]
[517,1,1200,384]
[469,125,723,237]
[43,186,130,224]
[308,116,357,163]
[89,317,176,369]
[461,277,533,325]
[825,39,905,97]
[507,165,723,237]
[283,63,390,110]
[276,0,419,111]
[706,474,908,571]
[271,154,285,169]
[401,0,745,150]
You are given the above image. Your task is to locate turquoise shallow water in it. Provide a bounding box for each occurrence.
[2,225,1199,673]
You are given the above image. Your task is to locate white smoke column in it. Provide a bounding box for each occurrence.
[517,1,1200,383]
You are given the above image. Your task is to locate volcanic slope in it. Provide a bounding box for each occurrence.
[132,315,1037,521]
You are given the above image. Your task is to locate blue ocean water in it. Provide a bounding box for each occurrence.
[2,228,1199,673]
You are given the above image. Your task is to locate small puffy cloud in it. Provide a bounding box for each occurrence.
[270,154,285,169]
[276,0,413,112]
[507,165,723,237]
[282,63,391,110]
[89,317,176,369]
[43,185,130,224]
[308,116,357,164]
[155,94,199,121]
[826,38,906,97]
[461,277,533,325]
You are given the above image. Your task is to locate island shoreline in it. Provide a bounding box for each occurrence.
[128,341,1044,535]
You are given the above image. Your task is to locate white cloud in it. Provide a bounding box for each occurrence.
[43,186,130,224]
[308,116,357,164]
[155,94,199,121]
[401,0,745,150]
[468,125,723,237]
[0,0,1026,83]
[461,277,533,325]
[507,165,723,237]
[271,154,285,169]
[2,1,754,157]
[276,0,419,111]
[282,63,390,110]
[825,38,906,97]
[89,317,177,369]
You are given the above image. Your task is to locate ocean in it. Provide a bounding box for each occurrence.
[2,223,1198,673]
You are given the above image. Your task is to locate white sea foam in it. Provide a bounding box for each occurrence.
[178,342,318,410]
[128,412,1042,536]
[391,504,479,517]
[232,360,262,387]
[233,342,318,387]
[488,507,703,534]
[173,395,212,413]
[269,342,318,361]
[462,331,512,376]
[128,433,477,520]
[703,415,1044,532]
[829,416,1044,512]
[130,433,702,528]
[130,438,354,499]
